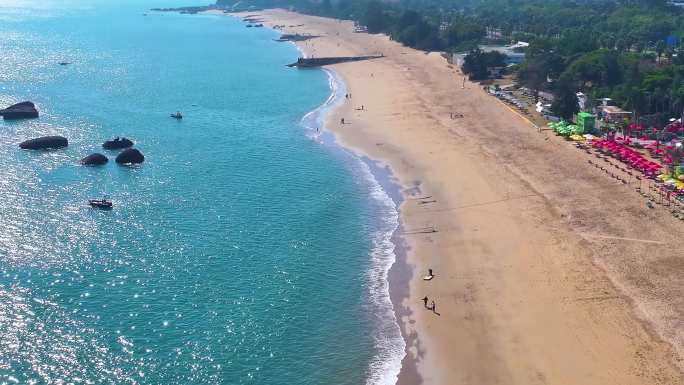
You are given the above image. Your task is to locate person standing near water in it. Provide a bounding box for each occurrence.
[422,296,428,308]
[431,300,436,313]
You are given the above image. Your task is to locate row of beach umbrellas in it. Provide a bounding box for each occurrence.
[591,139,663,176]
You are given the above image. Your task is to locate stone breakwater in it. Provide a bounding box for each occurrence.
[286,55,384,68]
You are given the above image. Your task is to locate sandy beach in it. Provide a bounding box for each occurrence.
[227,10,684,385]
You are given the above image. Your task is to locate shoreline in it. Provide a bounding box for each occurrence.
[269,16,416,384]
[295,48,410,384]
[222,8,684,385]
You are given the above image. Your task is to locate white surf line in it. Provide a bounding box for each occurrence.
[580,233,667,245]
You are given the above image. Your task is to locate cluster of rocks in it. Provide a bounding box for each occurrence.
[19,134,145,166]
[9,101,145,166]
[82,137,144,166]
[80,148,145,165]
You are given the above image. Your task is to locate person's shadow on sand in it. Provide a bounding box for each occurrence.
[429,300,440,316]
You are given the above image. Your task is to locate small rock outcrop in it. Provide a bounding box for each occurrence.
[1,101,39,120]
[80,153,108,166]
[102,137,134,150]
[19,136,68,150]
[115,148,144,164]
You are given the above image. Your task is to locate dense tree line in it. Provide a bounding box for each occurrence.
[220,0,684,124]
[462,49,507,80]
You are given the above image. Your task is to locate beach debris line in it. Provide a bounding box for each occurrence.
[287,55,384,68]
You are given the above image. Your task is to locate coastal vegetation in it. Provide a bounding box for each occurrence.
[221,0,684,125]
[461,49,506,80]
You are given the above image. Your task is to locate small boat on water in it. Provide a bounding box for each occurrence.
[170,111,183,119]
[89,198,113,209]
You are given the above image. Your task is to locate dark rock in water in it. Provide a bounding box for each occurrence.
[116,148,145,164]
[1,101,39,120]
[19,135,68,150]
[102,137,134,150]
[81,153,108,166]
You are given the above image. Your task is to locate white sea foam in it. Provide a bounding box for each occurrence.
[300,68,406,385]
[300,68,343,136]
[357,159,405,385]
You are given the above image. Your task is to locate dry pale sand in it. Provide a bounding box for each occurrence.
[227,9,684,385]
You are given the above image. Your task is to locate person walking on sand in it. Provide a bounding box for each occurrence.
[340,118,345,125]
[430,300,436,313]
[422,296,429,308]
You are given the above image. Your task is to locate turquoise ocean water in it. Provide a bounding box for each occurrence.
[0,1,404,384]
